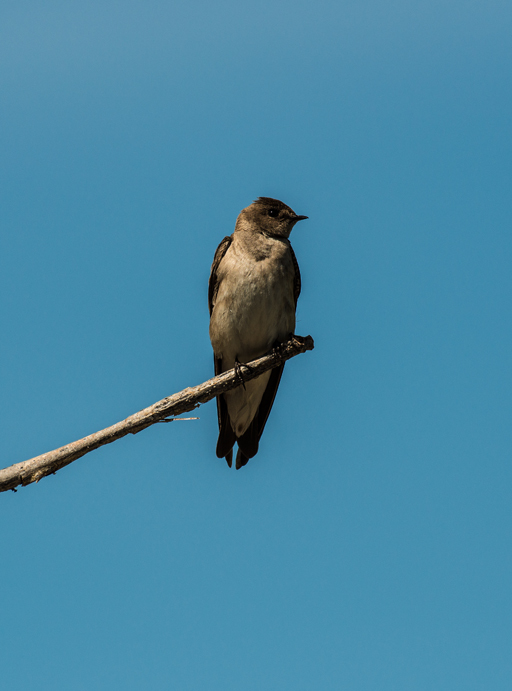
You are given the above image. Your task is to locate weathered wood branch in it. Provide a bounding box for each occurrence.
[0,335,314,493]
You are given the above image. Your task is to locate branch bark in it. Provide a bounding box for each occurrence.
[0,335,314,493]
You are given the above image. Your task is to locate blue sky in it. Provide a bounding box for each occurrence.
[1,1,511,688]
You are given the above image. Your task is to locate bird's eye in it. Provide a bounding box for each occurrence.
[268,209,278,217]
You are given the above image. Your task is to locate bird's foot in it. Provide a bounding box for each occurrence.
[272,342,284,358]
[268,336,290,359]
[234,357,253,390]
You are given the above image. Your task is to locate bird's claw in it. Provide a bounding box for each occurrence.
[269,336,290,359]
[234,358,253,390]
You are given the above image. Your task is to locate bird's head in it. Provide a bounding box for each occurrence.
[236,197,308,239]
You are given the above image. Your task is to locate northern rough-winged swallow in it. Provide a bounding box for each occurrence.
[208,197,307,469]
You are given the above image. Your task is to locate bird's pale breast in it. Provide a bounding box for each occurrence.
[209,235,296,367]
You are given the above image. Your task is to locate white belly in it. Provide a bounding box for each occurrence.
[209,239,296,436]
[210,245,295,364]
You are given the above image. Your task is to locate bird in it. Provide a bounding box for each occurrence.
[208,197,307,469]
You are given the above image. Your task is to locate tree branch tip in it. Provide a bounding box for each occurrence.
[291,334,314,350]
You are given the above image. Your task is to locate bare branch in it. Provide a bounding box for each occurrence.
[0,335,314,493]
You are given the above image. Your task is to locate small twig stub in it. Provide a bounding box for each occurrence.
[157,417,200,423]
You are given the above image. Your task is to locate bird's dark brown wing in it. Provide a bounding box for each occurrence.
[208,235,232,315]
[289,243,301,307]
[209,235,234,467]
[214,355,235,468]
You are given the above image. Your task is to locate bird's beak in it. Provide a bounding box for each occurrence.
[294,215,308,222]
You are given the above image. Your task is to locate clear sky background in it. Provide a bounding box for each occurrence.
[1,1,511,689]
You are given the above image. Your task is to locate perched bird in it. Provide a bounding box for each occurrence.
[208,197,307,469]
